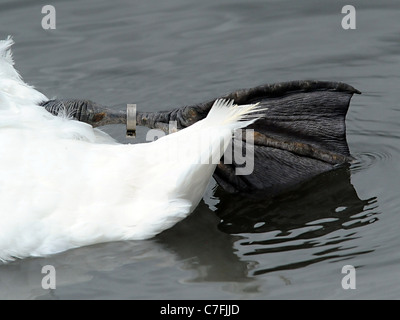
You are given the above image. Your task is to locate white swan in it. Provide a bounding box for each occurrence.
[0,38,264,262]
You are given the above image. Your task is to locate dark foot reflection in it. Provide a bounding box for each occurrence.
[216,166,377,235]
[156,201,258,285]
[212,166,378,274]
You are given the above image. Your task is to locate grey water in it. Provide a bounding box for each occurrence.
[0,0,399,299]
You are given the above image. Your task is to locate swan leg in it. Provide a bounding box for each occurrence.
[40,80,360,195]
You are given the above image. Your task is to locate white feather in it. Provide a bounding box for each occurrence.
[0,38,265,262]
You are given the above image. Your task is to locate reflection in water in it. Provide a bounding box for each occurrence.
[212,166,378,275]
[216,166,376,233]
[157,201,256,284]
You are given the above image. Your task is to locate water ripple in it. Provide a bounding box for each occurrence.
[350,151,393,172]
